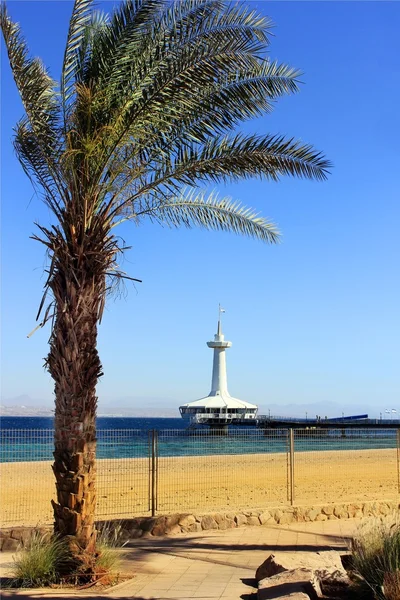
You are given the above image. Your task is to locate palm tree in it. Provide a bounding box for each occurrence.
[1,0,330,575]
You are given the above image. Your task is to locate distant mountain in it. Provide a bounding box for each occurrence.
[0,395,179,417]
[1,395,377,419]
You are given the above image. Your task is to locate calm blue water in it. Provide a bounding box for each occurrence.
[0,416,396,462]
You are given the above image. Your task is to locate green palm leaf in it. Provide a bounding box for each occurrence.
[61,0,94,118]
[136,189,280,244]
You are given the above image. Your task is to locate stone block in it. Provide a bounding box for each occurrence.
[235,514,247,527]
[152,517,167,537]
[316,513,327,522]
[328,514,338,520]
[293,508,305,522]
[166,514,181,528]
[178,514,196,528]
[379,503,391,516]
[140,517,156,533]
[213,513,225,525]
[247,516,261,526]
[256,551,348,584]
[333,506,348,519]
[258,568,321,600]
[2,537,20,552]
[166,524,181,535]
[279,512,294,525]
[188,522,202,533]
[322,505,333,515]
[127,528,143,539]
[11,528,33,546]
[306,509,319,522]
[259,511,272,525]
[272,509,283,522]
[0,530,11,538]
[201,515,218,530]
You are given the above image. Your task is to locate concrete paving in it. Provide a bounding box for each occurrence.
[0,519,362,600]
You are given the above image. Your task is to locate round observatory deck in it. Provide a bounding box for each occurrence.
[179,311,258,427]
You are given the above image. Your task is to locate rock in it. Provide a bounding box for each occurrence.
[293,508,305,522]
[379,503,390,516]
[151,516,166,536]
[306,509,319,522]
[178,514,196,528]
[213,513,225,525]
[362,503,372,516]
[128,528,143,539]
[2,537,20,552]
[354,510,363,519]
[166,514,181,528]
[316,513,327,522]
[255,551,348,584]
[322,505,333,515]
[328,514,338,520]
[333,506,348,519]
[279,513,294,525]
[258,568,322,600]
[140,517,156,533]
[259,511,272,525]
[347,505,358,518]
[201,515,218,530]
[0,530,11,538]
[235,514,247,527]
[166,524,181,535]
[247,516,261,526]
[188,522,202,533]
[272,509,283,523]
[11,528,33,546]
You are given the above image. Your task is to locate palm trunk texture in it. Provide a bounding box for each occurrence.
[47,248,105,572]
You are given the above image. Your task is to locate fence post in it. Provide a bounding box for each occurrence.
[151,429,158,517]
[397,429,400,494]
[289,428,295,506]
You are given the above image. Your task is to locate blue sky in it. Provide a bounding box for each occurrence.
[1,1,399,418]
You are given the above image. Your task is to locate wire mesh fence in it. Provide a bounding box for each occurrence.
[0,427,399,526]
[291,428,399,505]
[155,428,290,513]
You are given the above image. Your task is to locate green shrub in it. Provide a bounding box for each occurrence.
[351,517,400,599]
[12,532,70,587]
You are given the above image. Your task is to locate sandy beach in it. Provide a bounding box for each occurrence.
[0,448,397,527]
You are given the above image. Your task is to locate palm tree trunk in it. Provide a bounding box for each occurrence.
[47,259,105,573]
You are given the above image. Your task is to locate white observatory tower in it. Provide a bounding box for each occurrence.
[179,306,258,428]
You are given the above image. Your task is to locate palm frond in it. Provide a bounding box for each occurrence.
[136,189,280,244]
[0,3,59,151]
[108,133,330,219]
[61,0,94,120]
[14,118,64,216]
[84,0,273,174]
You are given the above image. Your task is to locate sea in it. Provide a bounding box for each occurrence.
[0,416,396,463]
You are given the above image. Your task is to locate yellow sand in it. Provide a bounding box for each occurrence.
[0,448,397,527]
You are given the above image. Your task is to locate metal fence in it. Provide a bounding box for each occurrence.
[0,428,398,526]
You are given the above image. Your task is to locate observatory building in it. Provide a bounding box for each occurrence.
[179,309,258,428]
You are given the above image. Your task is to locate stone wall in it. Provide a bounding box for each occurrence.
[1,500,399,551]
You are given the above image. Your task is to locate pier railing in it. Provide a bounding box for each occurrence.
[0,427,399,526]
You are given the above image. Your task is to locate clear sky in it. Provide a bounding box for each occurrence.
[1,1,399,418]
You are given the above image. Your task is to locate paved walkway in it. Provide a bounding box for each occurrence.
[0,519,362,600]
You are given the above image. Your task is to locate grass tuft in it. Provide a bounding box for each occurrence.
[94,521,128,584]
[12,532,70,588]
[351,516,400,600]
